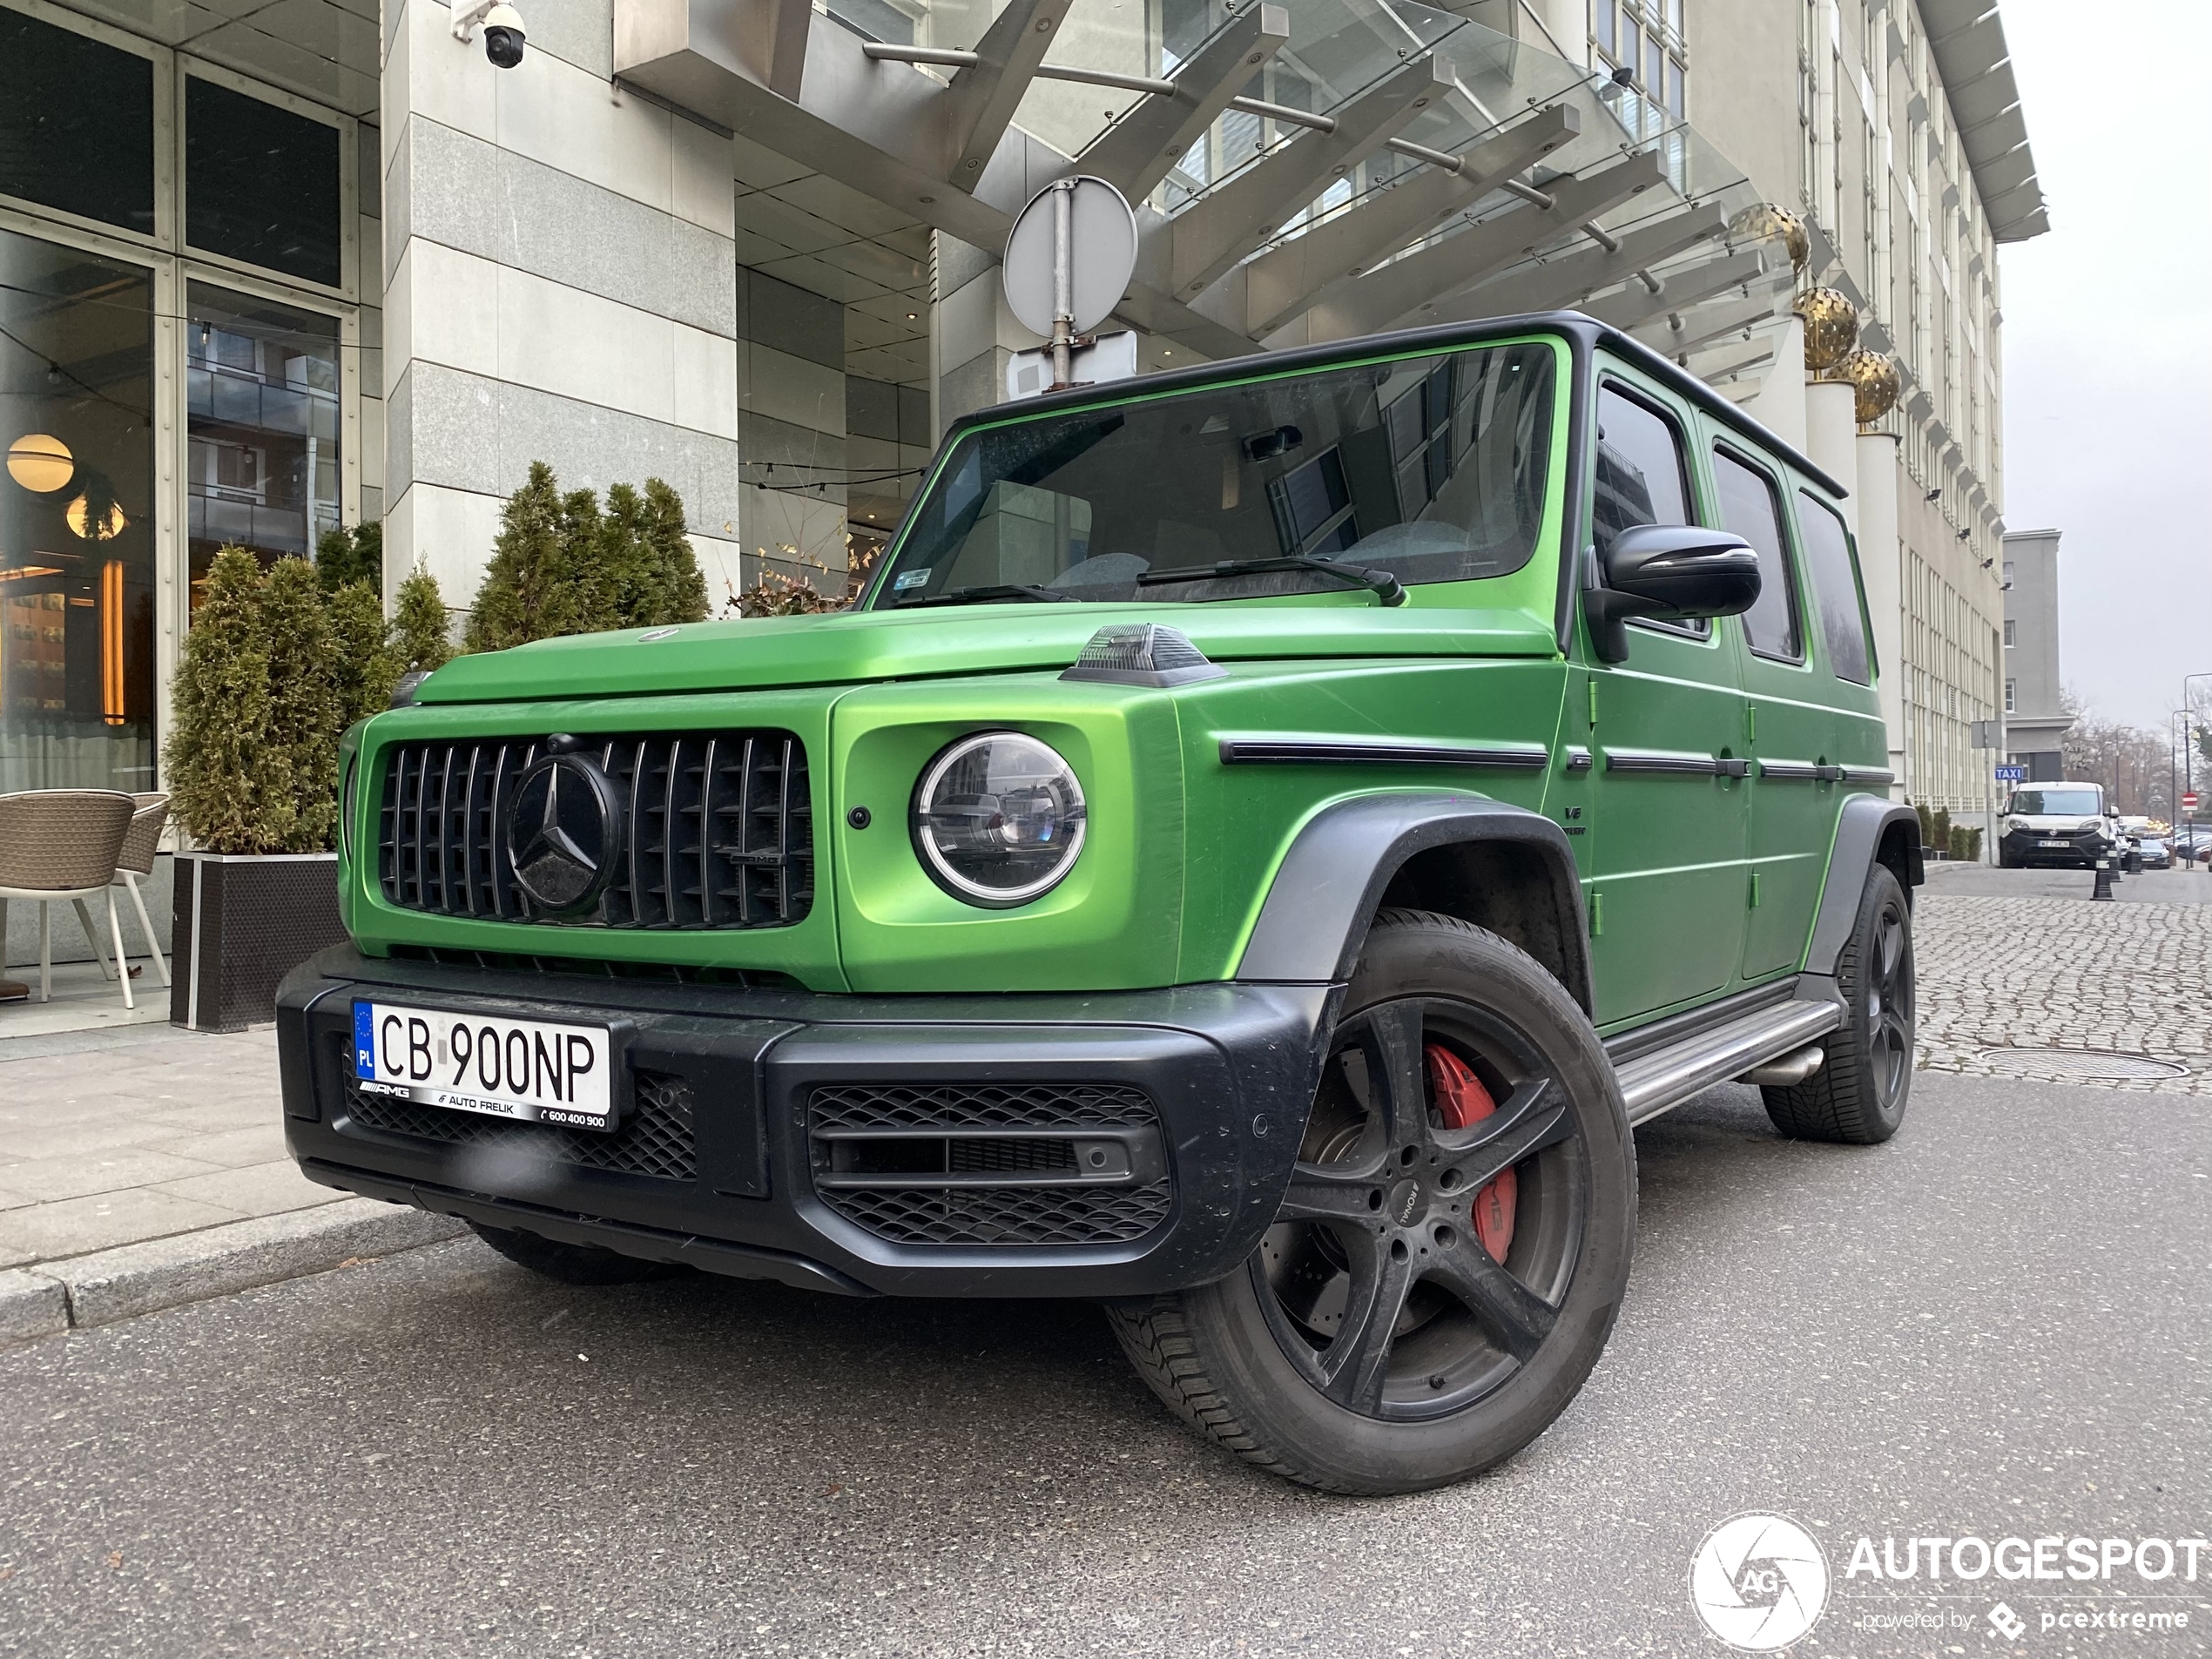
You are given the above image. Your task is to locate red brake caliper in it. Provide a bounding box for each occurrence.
[1425,1045,1517,1264]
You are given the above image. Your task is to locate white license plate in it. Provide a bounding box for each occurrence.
[353,1001,616,1130]
[2040,840,2070,848]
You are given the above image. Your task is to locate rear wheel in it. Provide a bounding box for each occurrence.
[1107,910,1635,1494]
[1763,865,1914,1144]
[467,1221,692,1285]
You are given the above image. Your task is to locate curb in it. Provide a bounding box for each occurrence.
[0,1200,468,1339]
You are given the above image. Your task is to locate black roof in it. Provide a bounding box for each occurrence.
[957,309,1849,502]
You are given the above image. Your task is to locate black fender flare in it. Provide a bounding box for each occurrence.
[1805,797,1925,976]
[1232,792,1594,1013]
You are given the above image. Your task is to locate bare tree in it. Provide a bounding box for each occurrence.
[2060,687,2181,818]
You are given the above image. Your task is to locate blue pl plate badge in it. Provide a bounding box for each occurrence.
[354,1001,374,1079]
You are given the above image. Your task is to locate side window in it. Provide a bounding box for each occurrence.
[1593,382,1703,638]
[1711,447,1801,660]
[1796,492,1873,685]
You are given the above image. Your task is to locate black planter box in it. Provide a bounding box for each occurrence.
[172,853,348,1033]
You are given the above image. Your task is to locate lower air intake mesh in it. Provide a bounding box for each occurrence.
[807,1082,1170,1247]
[343,1069,697,1182]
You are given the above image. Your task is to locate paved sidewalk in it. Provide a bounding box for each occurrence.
[0,957,173,1041]
[0,1023,334,1269]
[0,1020,462,1339]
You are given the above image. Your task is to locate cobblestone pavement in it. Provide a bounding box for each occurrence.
[1914,865,2212,1093]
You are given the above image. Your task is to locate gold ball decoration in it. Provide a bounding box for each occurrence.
[1840,349,1901,427]
[1728,201,1810,275]
[6,433,74,493]
[1794,287,1860,375]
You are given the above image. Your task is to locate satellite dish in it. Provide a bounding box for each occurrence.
[1001,175,1136,340]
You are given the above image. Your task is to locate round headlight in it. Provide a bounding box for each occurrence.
[912,732,1087,907]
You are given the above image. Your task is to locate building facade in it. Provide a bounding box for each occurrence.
[1999,525,2067,781]
[1,0,2043,823]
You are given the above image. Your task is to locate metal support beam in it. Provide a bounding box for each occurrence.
[1688,341,1776,388]
[942,0,1075,191]
[1077,6,1290,203]
[1298,148,1666,341]
[1417,204,1727,328]
[1639,289,1784,359]
[1164,55,1455,300]
[1239,105,1580,337]
[1585,247,1766,333]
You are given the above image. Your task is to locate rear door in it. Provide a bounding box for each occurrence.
[1706,441,1831,980]
[1582,374,1748,1025]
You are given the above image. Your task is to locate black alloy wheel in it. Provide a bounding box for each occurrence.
[1252,995,1585,1421]
[1763,864,1915,1144]
[1108,910,1636,1494]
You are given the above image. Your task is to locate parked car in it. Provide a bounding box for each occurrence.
[1998,783,2114,868]
[2135,834,2173,869]
[279,313,1921,1495]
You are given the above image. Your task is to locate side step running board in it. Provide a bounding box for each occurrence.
[1610,1000,1843,1125]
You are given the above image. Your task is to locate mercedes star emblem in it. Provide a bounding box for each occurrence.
[507,751,623,914]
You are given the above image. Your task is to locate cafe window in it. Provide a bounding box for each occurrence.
[0,227,157,792]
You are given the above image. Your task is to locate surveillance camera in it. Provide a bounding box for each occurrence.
[482,5,525,67]
[451,0,523,67]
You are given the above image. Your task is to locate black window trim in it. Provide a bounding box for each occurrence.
[1710,437,1808,668]
[1594,373,1713,646]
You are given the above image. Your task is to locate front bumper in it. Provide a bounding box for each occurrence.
[277,947,1335,1298]
[2001,828,2108,866]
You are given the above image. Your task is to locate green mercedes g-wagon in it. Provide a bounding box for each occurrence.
[279,312,1921,1494]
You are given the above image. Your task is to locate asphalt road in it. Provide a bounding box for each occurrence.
[3,1071,2207,1659]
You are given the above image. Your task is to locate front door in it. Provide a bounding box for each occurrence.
[1582,378,1748,1026]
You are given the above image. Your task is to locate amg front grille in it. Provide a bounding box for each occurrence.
[343,1069,698,1182]
[807,1082,1171,1247]
[378,731,811,929]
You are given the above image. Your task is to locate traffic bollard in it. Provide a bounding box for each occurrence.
[2092,859,2114,900]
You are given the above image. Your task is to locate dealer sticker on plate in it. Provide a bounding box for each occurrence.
[353,1001,616,1130]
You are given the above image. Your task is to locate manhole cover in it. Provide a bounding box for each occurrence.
[1976,1049,2189,1082]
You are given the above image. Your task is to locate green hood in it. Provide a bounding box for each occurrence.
[415,598,1560,705]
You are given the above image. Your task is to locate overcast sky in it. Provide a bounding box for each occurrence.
[1997,0,2211,735]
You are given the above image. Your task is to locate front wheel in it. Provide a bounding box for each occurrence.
[1107,910,1636,1494]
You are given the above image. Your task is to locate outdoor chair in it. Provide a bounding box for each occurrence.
[78,792,172,989]
[0,790,139,1009]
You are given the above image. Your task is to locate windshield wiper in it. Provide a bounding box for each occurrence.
[1137,556,1406,607]
[896,583,1079,608]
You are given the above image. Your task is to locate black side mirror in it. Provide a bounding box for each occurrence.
[1583,523,1762,663]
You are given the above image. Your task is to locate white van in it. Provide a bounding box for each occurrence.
[1999,782,2114,869]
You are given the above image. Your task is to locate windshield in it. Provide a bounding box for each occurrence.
[2011,789,2101,816]
[870,342,1556,609]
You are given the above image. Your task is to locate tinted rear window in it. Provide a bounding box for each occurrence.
[1796,492,1871,685]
